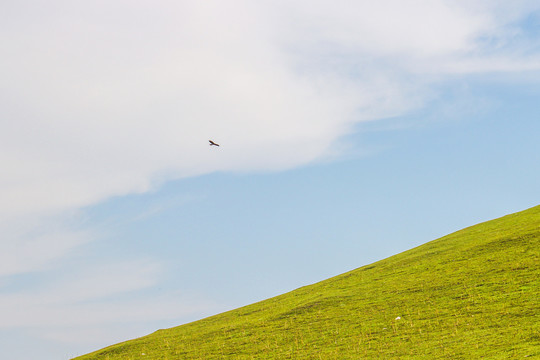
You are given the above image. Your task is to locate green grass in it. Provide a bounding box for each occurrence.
[73,205,540,359]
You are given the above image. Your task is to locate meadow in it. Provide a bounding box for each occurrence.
[74,205,540,359]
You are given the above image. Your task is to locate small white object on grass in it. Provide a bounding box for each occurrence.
[395,316,401,320]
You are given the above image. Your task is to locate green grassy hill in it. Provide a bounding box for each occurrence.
[74,205,540,359]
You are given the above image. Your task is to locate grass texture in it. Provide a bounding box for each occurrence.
[74,205,540,359]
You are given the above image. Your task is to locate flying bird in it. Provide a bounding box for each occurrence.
[209,140,220,147]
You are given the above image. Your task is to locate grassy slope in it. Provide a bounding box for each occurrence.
[74,205,540,359]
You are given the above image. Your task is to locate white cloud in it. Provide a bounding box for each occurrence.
[272,0,490,56]
[2,1,539,221]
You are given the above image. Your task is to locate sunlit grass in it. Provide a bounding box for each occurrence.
[73,205,540,359]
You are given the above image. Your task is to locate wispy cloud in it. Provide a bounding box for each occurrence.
[0,214,90,277]
[0,256,223,353]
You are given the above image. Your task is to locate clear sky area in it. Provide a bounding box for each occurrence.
[1,2,540,359]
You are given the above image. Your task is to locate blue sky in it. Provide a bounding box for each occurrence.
[1,1,540,359]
